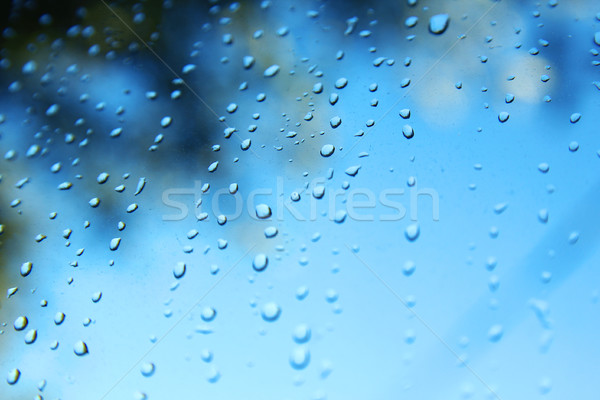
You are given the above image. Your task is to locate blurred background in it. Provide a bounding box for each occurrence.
[1,0,599,399]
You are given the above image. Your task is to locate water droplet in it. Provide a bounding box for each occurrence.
[92,291,102,303]
[538,162,549,173]
[264,226,278,238]
[141,362,155,377]
[429,14,449,34]
[312,186,326,199]
[243,55,255,69]
[487,324,504,342]
[24,329,37,344]
[255,204,272,219]
[330,116,342,128]
[226,103,238,113]
[241,138,251,150]
[538,209,549,223]
[7,368,20,385]
[505,93,515,103]
[208,161,219,172]
[320,144,335,157]
[329,93,339,105]
[20,262,32,277]
[335,77,348,89]
[173,262,186,279]
[97,172,109,184]
[110,237,121,250]
[595,32,600,46]
[54,312,65,325]
[74,340,89,356]
[14,316,28,331]
[261,302,281,322]
[570,113,581,123]
[293,324,311,343]
[264,65,280,77]
[568,231,579,244]
[405,16,418,28]
[405,223,420,241]
[253,253,268,271]
[403,260,416,276]
[402,124,414,139]
[498,112,510,123]
[345,165,361,177]
[160,116,172,128]
[201,307,217,322]
[289,346,310,369]
[134,177,146,196]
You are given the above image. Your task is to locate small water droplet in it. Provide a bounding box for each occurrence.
[570,113,581,123]
[498,112,510,123]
